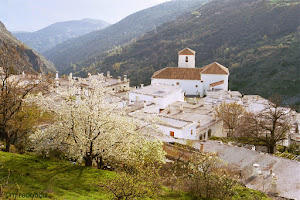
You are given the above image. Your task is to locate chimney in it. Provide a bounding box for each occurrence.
[270,174,278,194]
[124,75,127,82]
[153,97,158,105]
[167,105,171,113]
[107,71,110,78]
[118,76,121,83]
[55,71,59,80]
[180,103,183,112]
[143,101,147,108]
[200,143,204,151]
[69,73,73,79]
[99,73,104,81]
[75,89,81,104]
[140,84,144,88]
[22,71,25,76]
[252,163,260,176]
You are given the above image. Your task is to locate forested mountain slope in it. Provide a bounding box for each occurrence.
[0,21,55,74]
[43,0,210,71]
[87,0,299,106]
[13,18,110,53]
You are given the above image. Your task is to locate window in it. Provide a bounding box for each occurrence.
[195,85,198,88]
[170,131,174,137]
[176,82,179,85]
[199,135,203,140]
[191,130,193,135]
[185,56,188,62]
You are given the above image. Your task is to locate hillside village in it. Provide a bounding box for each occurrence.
[1,44,300,199]
[54,48,300,145]
[1,0,300,199]
[45,48,300,199]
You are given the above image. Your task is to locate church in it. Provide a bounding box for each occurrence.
[151,48,229,97]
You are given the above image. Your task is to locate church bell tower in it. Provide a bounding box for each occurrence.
[178,48,196,68]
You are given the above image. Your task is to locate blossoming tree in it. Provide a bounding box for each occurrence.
[29,77,165,168]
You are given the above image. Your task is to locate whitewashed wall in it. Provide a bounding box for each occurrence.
[129,92,153,103]
[129,89,184,109]
[178,55,195,68]
[157,123,197,140]
[142,104,160,113]
[151,79,204,96]
[197,120,225,140]
[201,74,229,92]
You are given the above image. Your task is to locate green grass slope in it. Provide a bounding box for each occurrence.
[0,151,271,199]
[0,152,114,199]
[86,0,299,107]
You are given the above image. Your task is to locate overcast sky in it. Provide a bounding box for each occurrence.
[0,0,170,32]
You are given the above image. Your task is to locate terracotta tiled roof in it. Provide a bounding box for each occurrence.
[201,62,229,75]
[152,67,202,80]
[178,48,196,55]
[210,80,224,87]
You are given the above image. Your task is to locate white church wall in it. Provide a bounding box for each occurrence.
[201,74,229,92]
[151,79,204,96]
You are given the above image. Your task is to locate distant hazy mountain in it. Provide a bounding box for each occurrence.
[88,0,299,107]
[0,21,56,74]
[43,0,210,71]
[13,18,110,53]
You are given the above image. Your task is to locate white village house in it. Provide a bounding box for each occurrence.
[127,48,230,140]
[151,48,229,97]
[129,84,184,110]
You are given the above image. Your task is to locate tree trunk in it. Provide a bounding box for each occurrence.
[269,142,275,154]
[84,155,93,167]
[97,156,104,169]
[5,136,10,152]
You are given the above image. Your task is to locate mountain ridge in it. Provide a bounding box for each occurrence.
[43,0,211,71]
[13,18,110,53]
[0,21,56,74]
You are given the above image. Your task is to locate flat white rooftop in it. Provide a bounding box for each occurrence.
[131,84,181,97]
[160,116,193,129]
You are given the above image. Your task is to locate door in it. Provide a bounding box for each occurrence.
[170,131,174,137]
